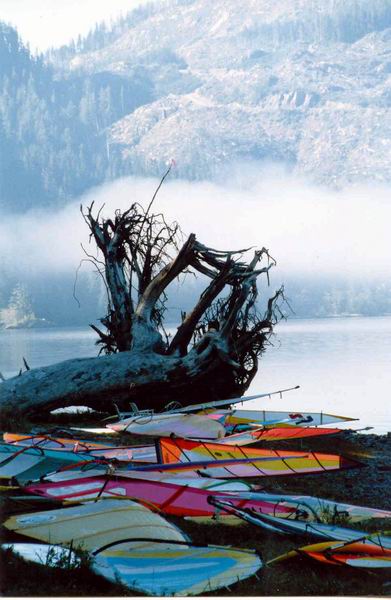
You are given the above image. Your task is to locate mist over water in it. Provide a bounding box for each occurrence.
[1,166,391,331]
[1,167,391,282]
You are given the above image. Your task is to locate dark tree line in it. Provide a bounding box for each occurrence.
[0,23,153,212]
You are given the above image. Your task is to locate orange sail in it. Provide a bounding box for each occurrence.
[269,537,391,569]
[157,437,361,477]
[220,426,342,445]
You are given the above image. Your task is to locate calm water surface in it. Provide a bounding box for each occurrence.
[0,316,390,434]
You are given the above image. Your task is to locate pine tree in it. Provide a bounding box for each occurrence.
[0,283,36,328]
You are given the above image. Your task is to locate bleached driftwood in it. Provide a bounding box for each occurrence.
[0,188,285,416]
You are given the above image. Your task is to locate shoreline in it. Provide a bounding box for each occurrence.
[1,312,391,333]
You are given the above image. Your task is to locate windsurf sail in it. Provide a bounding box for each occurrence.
[107,413,226,439]
[0,443,92,484]
[3,433,112,452]
[156,437,362,477]
[0,445,46,480]
[92,539,261,595]
[4,499,187,549]
[209,491,391,524]
[39,465,254,492]
[3,434,157,463]
[219,409,358,428]
[3,531,261,594]
[268,537,391,568]
[23,474,295,517]
[207,498,391,547]
[219,426,343,445]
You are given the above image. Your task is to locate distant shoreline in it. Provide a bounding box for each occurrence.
[1,312,391,332]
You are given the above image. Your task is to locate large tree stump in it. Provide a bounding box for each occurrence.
[0,177,285,416]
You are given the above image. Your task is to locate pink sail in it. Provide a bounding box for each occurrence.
[24,474,294,518]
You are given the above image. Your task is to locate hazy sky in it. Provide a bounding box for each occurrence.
[0,0,151,52]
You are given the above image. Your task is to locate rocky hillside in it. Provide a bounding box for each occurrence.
[62,0,391,186]
[2,0,391,212]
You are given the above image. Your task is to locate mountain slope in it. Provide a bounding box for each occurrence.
[2,0,391,213]
[65,0,391,185]
[0,23,152,211]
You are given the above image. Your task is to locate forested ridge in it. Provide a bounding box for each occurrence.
[0,22,152,212]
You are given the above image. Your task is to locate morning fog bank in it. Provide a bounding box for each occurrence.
[1,169,391,326]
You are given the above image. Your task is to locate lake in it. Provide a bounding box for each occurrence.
[0,316,390,434]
